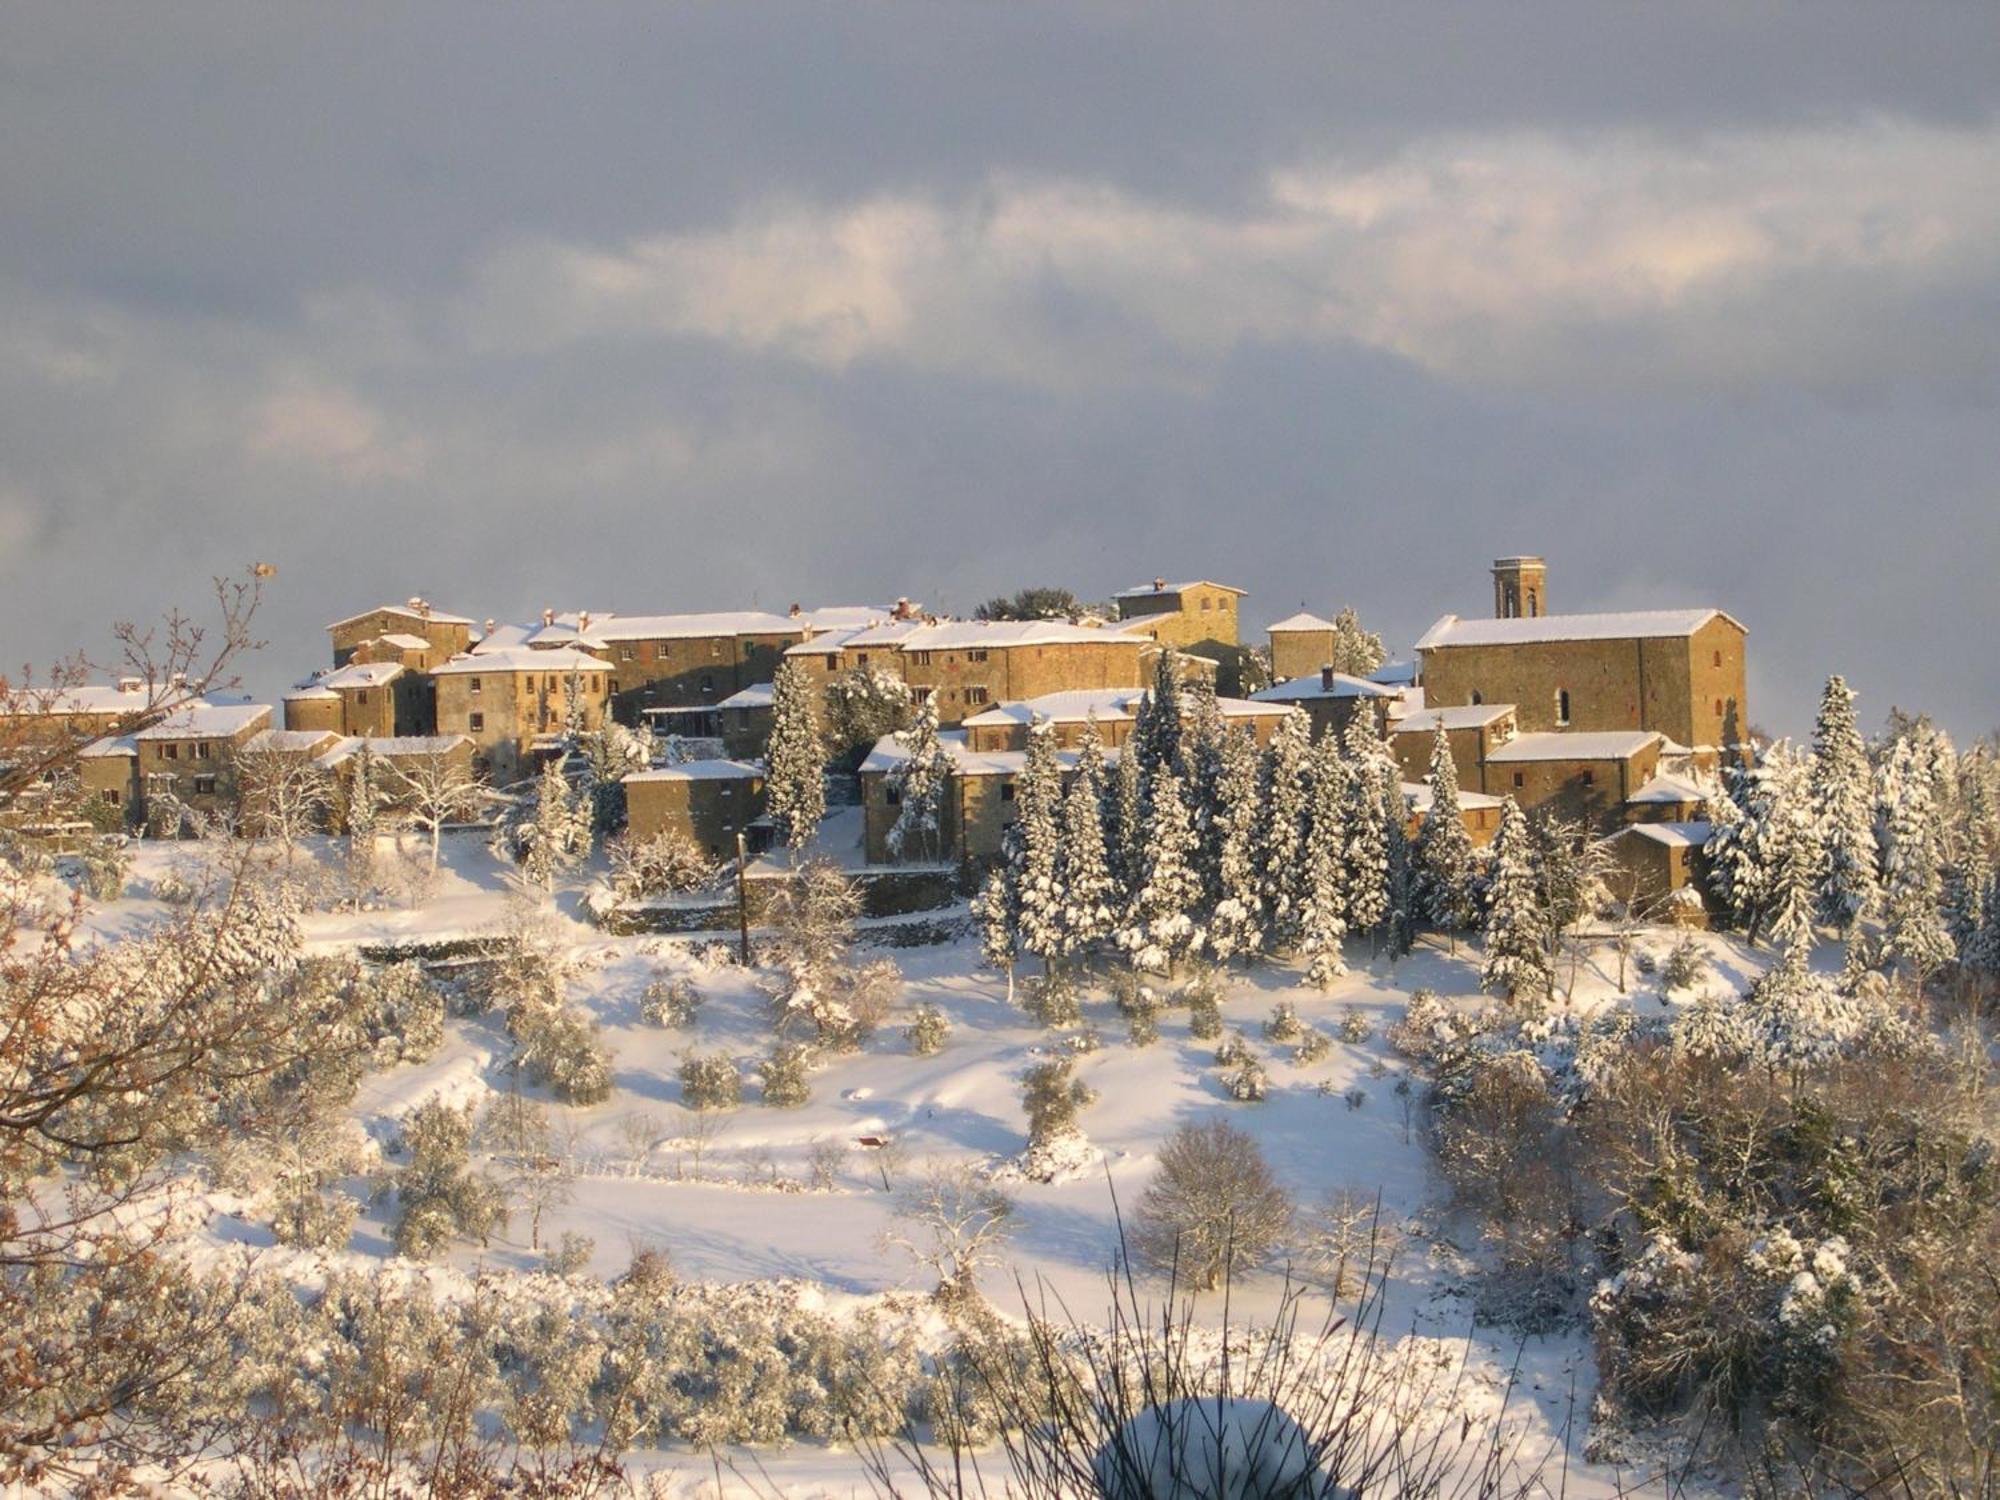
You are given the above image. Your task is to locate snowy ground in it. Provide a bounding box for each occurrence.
[85,828,1781,1496]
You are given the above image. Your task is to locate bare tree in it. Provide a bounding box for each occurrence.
[1133,1117,1293,1292]
[235,740,331,875]
[882,1160,1016,1305]
[384,741,485,872]
[1296,1187,1400,1300]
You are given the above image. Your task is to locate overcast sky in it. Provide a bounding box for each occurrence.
[3,4,1996,737]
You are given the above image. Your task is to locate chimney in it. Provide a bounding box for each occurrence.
[541,608,555,628]
[893,597,913,620]
[578,611,591,631]
[789,603,803,617]
[1153,577,1166,592]
[117,676,143,694]
[1320,664,1335,692]
[484,619,497,638]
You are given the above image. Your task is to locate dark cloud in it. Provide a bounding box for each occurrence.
[1,4,1995,739]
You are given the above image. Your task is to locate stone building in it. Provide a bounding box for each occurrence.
[625,760,768,859]
[1477,730,1665,832]
[1416,559,1748,753]
[284,660,430,738]
[1604,821,1714,926]
[1249,667,1396,741]
[591,612,806,723]
[1113,578,1248,690]
[0,677,159,746]
[1389,703,1520,790]
[959,688,1295,753]
[134,700,273,823]
[431,647,611,784]
[314,733,479,824]
[328,600,476,668]
[717,683,776,759]
[1265,612,1339,683]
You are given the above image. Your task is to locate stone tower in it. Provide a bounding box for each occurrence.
[1492,556,1548,620]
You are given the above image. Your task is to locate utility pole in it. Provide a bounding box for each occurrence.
[735,829,751,964]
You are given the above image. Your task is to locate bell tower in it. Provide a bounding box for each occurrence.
[1492,556,1547,620]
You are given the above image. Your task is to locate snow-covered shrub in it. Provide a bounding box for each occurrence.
[1633,947,1658,977]
[1223,1058,1269,1102]
[391,1099,505,1257]
[1187,988,1223,1040]
[359,960,445,1065]
[79,837,128,901]
[1262,1002,1302,1042]
[640,974,703,1028]
[1337,1007,1373,1045]
[679,1051,742,1111]
[1058,1026,1103,1057]
[764,860,898,1049]
[547,1231,595,1276]
[1111,970,1158,1017]
[1214,1029,1256,1068]
[606,827,716,901]
[1342,1085,1366,1110]
[269,1176,359,1252]
[1021,1058,1095,1153]
[1024,969,1082,1028]
[510,999,615,1105]
[1126,1002,1159,1048]
[1297,1187,1400,1299]
[760,1041,814,1108]
[1133,1117,1292,1290]
[806,1137,847,1191]
[1660,934,1707,991]
[1293,1029,1332,1065]
[904,1002,950,1055]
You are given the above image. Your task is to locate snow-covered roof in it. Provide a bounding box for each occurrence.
[374,632,433,651]
[1250,672,1393,704]
[313,733,474,769]
[326,603,475,630]
[793,605,893,631]
[862,728,1119,780]
[320,661,404,690]
[718,683,775,710]
[1112,579,1248,600]
[523,621,608,650]
[592,611,803,642]
[786,628,864,656]
[902,620,1138,651]
[1627,772,1708,805]
[1266,611,1337,634]
[1620,820,1714,849]
[135,701,271,741]
[78,734,138,759]
[0,681,155,717]
[1483,730,1662,763]
[283,683,340,702]
[432,647,610,675]
[1415,609,1744,651]
[1391,703,1517,735]
[961,688,1293,730]
[1370,660,1420,687]
[837,620,929,649]
[1403,780,1504,814]
[627,759,765,784]
[470,623,535,654]
[244,728,341,755]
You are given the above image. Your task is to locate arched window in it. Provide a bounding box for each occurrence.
[1555,688,1571,725]
[1527,593,1539,617]
[1469,690,1483,705]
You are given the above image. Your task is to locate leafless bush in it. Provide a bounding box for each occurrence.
[1132,1117,1292,1291]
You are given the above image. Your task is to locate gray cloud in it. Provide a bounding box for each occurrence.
[1,4,1995,739]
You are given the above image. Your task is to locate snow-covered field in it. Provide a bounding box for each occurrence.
[88,829,1780,1496]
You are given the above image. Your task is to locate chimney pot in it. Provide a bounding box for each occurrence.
[1153,577,1166,592]
[1320,664,1334,692]
[541,608,555,627]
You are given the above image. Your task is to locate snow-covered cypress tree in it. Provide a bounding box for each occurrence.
[765,658,827,852]
[344,743,382,892]
[1756,744,1822,959]
[1109,728,1145,898]
[1878,730,1955,980]
[1117,768,1205,975]
[1807,675,1879,933]
[1056,722,1118,956]
[1339,714,1391,944]
[1298,730,1348,988]
[1013,719,1069,976]
[1207,726,1264,963]
[1967,869,2000,978]
[1702,764,1762,934]
[1481,797,1553,1004]
[972,861,1021,1006]
[1257,709,1311,953]
[1328,606,1387,678]
[1380,766,1417,960]
[1414,726,1477,948]
[1133,649,1184,781]
[522,757,586,892]
[886,691,953,864]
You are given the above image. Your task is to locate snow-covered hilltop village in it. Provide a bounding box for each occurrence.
[2,553,1995,1497]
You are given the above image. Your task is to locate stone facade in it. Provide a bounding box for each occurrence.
[1389,704,1520,792]
[1605,822,1714,926]
[625,761,767,858]
[1112,579,1245,649]
[1249,668,1394,742]
[134,702,273,822]
[594,613,807,721]
[1266,613,1338,683]
[328,602,474,668]
[432,648,610,784]
[1476,731,1664,832]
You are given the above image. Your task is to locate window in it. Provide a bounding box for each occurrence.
[470,677,482,695]
[163,743,178,761]
[1000,782,1016,802]
[1713,650,1722,668]
[355,690,368,705]
[195,741,211,760]
[103,789,120,807]
[1714,697,1724,716]
[824,656,837,672]
[1469,690,1482,706]
[192,775,217,796]
[965,685,990,705]
[1581,770,1595,788]
[912,651,932,666]
[469,712,485,732]
[885,785,902,806]
[1513,771,1525,789]
[700,674,715,695]
[967,649,988,664]
[710,641,723,657]
[1200,597,1211,611]
[1555,689,1571,726]
[621,645,635,662]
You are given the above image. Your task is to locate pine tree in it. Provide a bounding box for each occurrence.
[1702,766,1762,934]
[1257,709,1311,952]
[1380,765,1417,960]
[1013,720,1069,975]
[886,691,953,864]
[1414,726,1477,947]
[522,758,586,892]
[1133,649,1184,780]
[972,863,1021,1006]
[1878,730,1955,980]
[1207,726,1264,963]
[1117,768,1205,974]
[1481,798,1553,1004]
[344,743,383,893]
[1756,744,1821,959]
[1298,731,1349,989]
[765,659,827,852]
[1807,675,1879,933]
[1056,722,1118,956]
[1339,714,1391,943]
[1966,870,2000,978]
